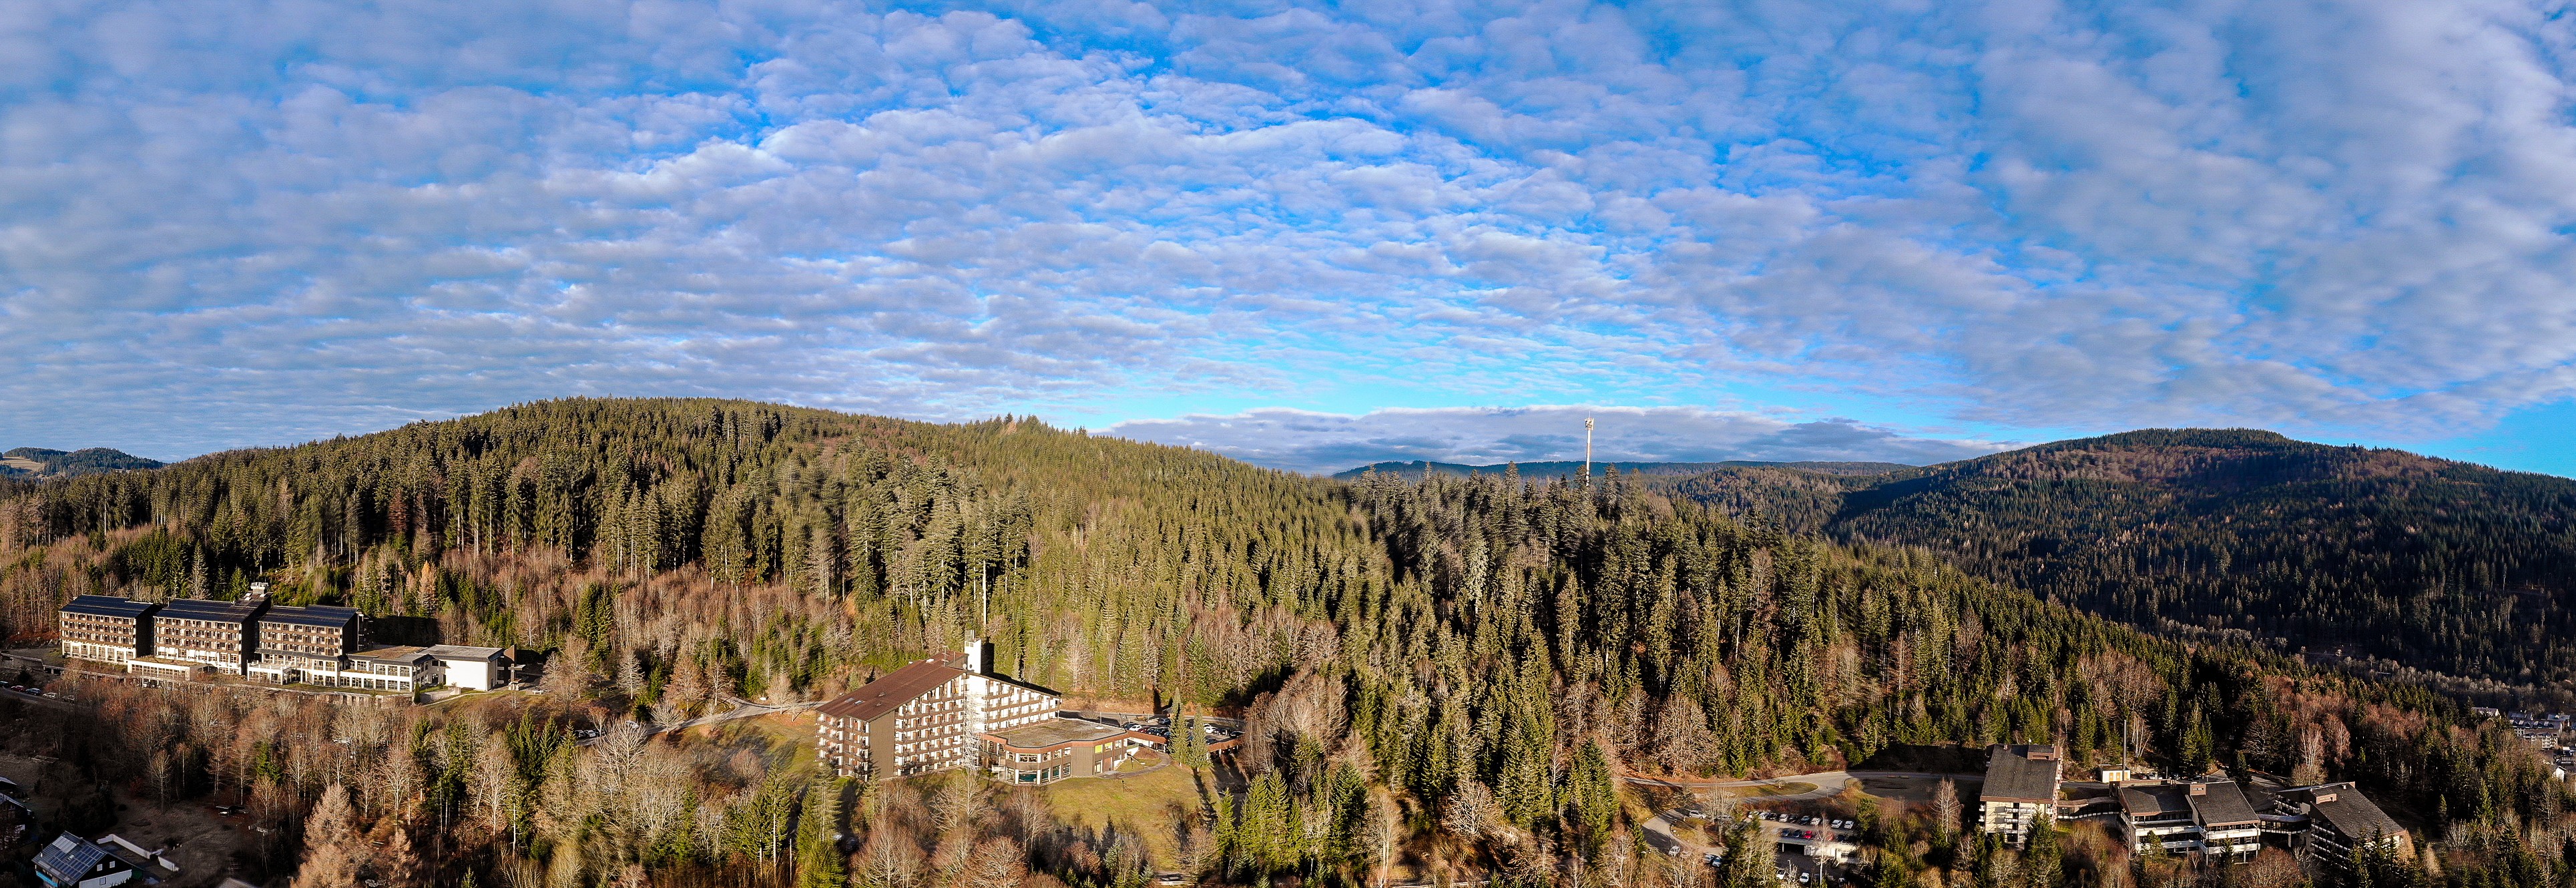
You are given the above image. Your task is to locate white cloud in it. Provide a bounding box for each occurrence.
[0,0,2573,461]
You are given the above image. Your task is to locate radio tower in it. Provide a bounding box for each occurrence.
[1583,417,1595,485]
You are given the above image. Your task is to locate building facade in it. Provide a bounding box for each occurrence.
[981,720,1136,785]
[58,592,451,694]
[244,604,362,684]
[31,832,172,888]
[816,640,1066,781]
[286,646,442,692]
[2274,783,2411,870]
[1977,744,2064,846]
[57,597,158,665]
[150,598,269,674]
[2115,780,2262,861]
[424,645,511,690]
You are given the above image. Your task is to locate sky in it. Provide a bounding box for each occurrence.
[4,0,2574,477]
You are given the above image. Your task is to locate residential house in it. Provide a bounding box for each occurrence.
[32,833,175,888]
[1977,744,2064,847]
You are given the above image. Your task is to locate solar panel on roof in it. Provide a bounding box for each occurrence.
[33,833,109,883]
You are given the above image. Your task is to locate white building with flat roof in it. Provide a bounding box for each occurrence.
[424,645,510,690]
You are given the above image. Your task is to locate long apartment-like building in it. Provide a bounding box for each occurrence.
[53,588,495,695]
[57,597,160,665]
[1977,744,2064,847]
[816,640,1070,781]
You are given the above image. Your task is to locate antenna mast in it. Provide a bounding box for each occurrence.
[1583,417,1595,485]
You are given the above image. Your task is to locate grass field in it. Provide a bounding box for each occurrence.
[1041,755,1205,871]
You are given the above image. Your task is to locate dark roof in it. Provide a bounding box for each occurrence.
[33,833,114,882]
[818,660,965,722]
[423,644,505,660]
[1981,744,2062,803]
[2119,785,2194,821]
[2185,781,2261,827]
[2289,783,2406,841]
[260,604,360,629]
[60,595,157,619]
[159,598,266,622]
[351,646,433,664]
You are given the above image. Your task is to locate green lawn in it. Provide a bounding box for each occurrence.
[1041,756,1206,871]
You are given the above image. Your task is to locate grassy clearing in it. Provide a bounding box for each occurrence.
[1720,781,1818,799]
[691,711,822,779]
[1041,757,1205,871]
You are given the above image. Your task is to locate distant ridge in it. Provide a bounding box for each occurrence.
[0,446,165,478]
[1669,427,2576,690]
[1331,458,1913,481]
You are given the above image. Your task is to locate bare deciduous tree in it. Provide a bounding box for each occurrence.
[1932,779,1962,836]
[856,831,925,888]
[959,837,1027,888]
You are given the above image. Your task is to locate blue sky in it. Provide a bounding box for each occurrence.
[5,0,2575,476]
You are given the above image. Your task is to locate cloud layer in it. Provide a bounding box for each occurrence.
[1107,406,2008,475]
[4,0,2575,460]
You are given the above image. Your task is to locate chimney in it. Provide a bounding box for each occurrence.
[2189,783,2208,796]
[245,582,270,602]
[965,638,984,674]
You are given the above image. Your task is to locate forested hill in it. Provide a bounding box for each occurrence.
[1332,458,1910,481]
[1670,428,2576,693]
[0,446,163,478]
[1,401,2565,887]
[0,399,1378,704]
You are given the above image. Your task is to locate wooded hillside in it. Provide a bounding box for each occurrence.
[1670,429,2576,696]
[1,405,2567,887]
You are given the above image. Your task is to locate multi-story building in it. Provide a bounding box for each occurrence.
[152,598,270,674]
[2274,783,2410,869]
[244,604,362,684]
[2115,780,2261,861]
[1977,744,2064,846]
[816,640,1064,781]
[57,596,158,665]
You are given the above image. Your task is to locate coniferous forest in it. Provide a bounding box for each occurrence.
[1669,429,2576,696]
[0,401,2570,888]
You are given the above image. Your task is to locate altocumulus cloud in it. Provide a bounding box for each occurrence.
[3,0,2575,457]
[1105,407,2009,475]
